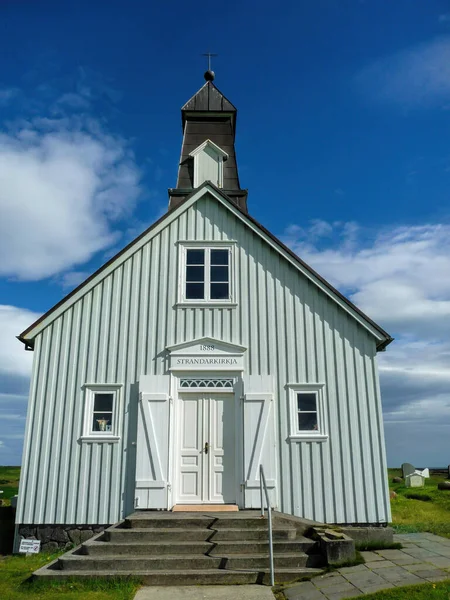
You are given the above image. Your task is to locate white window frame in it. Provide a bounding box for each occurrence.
[178,241,236,306]
[79,383,123,442]
[287,383,328,442]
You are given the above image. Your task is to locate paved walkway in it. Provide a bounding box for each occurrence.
[134,585,275,599]
[282,533,450,600]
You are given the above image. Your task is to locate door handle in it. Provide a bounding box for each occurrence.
[204,442,209,455]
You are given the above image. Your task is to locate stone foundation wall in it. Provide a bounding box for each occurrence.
[18,524,109,551]
[0,507,16,554]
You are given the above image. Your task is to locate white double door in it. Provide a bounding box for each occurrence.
[176,392,236,504]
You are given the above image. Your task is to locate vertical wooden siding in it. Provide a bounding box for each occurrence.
[16,194,390,525]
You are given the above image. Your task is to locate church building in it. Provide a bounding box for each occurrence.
[16,71,393,538]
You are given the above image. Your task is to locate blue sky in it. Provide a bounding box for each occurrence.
[1,0,450,467]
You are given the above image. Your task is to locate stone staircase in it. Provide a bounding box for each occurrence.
[34,511,327,585]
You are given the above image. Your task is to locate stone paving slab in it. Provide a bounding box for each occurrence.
[344,571,388,588]
[313,574,348,589]
[355,583,394,594]
[425,556,450,568]
[284,581,324,600]
[323,588,361,600]
[359,552,383,563]
[337,565,368,574]
[134,586,276,600]
[364,559,396,569]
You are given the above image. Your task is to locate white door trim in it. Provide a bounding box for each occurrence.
[170,371,243,508]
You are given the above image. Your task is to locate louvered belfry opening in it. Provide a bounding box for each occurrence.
[168,79,248,212]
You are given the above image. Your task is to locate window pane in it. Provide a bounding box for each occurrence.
[297,393,317,412]
[186,282,205,299]
[210,249,228,265]
[298,413,318,431]
[186,265,205,282]
[94,393,114,412]
[210,283,229,299]
[210,265,228,282]
[187,249,204,265]
[92,413,113,432]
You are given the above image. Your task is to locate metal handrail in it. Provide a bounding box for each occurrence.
[260,464,274,586]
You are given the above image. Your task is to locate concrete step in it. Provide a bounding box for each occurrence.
[81,538,317,557]
[82,540,214,556]
[34,566,325,585]
[125,515,276,530]
[211,527,296,541]
[104,525,297,543]
[209,539,317,555]
[59,552,324,571]
[104,527,214,542]
[214,554,325,570]
[125,516,214,529]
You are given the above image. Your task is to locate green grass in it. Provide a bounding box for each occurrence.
[0,466,20,504]
[0,553,142,600]
[361,580,450,599]
[388,468,450,538]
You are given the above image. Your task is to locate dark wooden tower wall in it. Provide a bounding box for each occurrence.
[168,80,248,212]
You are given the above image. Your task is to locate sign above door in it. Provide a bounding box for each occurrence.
[167,337,247,371]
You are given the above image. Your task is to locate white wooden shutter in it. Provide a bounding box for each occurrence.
[135,375,170,509]
[242,375,277,508]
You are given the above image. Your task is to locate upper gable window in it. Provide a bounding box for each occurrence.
[179,243,235,305]
[189,139,229,188]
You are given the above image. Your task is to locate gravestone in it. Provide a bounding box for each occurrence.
[402,462,415,478]
[421,468,430,478]
[405,473,425,488]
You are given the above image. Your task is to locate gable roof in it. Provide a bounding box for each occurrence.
[18,182,393,351]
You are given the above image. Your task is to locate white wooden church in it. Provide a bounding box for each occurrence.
[16,72,393,536]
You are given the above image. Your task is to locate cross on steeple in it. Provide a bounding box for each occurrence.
[202,52,218,72]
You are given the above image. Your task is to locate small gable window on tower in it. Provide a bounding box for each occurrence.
[179,243,235,304]
[189,139,229,188]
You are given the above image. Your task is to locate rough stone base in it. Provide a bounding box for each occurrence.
[0,507,16,554]
[17,524,109,551]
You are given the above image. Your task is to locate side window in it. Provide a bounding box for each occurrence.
[296,392,318,431]
[287,384,328,441]
[80,385,122,441]
[92,392,114,433]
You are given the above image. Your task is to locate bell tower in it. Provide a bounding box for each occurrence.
[168,70,248,212]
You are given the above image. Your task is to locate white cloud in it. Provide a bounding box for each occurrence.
[0,78,143,282]
[358,36,450,107]
[283,220,450,465]
[284,222,450,338]
[439,14,450,23]
[59,270,91,290]
[0,306,40,379]
[0,116,142,280]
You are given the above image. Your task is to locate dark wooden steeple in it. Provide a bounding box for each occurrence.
[168,74,248,212]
